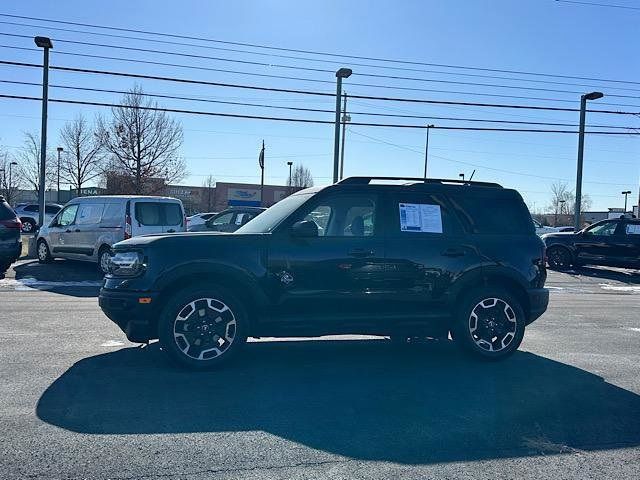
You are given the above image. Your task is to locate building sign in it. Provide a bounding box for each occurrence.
[227,188,261,207]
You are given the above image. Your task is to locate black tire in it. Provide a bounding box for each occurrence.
[452,287,525,361]
[97,246,112,274]
[547,245,572,270]
[158,285,248,370]
[21,219,36,234]
[37,239,52,264]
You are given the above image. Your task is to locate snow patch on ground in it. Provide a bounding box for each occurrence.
[0,277,103,291]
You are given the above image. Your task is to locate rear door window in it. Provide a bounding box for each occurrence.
[45,205,61,215]
[389,192,457,236]
[100,203,123,227]
[134,202,182,226]
[450,194,534,235]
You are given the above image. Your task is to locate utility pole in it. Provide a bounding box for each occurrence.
[423,124,434,179]
[574,91,603,231]
[339,93,350,180]
[622,190,631,213]
[287,161,293,194]
[56,147,63,204]
[8,161,17,205]
[333,68,352,184]
[258,140,265,206]
[35,36,53,230]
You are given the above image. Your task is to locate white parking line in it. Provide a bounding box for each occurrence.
[599,284,640,293]
[0,277,103,291]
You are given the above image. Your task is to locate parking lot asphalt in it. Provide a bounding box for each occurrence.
[0,260,639,479]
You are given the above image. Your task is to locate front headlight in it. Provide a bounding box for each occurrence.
[108,251,146,277]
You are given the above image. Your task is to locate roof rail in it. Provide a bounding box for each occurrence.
[337,176,502,188]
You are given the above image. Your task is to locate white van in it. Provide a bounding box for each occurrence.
[36,196,186,273]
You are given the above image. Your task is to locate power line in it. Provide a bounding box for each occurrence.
[3,59,640,116]
[1,93,639,135]
[6,18,640,95]
[2,33,640,101]
[555,0,640,10]
[347,128,634,186]
[2,79,636,130]
[2,12,639,86]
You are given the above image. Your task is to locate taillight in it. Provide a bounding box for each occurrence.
[124,214,132,239]
[0,218,21,229]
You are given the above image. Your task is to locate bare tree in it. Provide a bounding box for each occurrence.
[16,131,54,196]
[548,181,592,224]
[202,174,216,211]
[97,86,186,194]
[59,114,105,197]
[0,151,20,204]
[288,164,314,188]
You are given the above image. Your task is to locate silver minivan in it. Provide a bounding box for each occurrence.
[36,195,186,273]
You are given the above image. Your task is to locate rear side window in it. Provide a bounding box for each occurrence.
[451,194,534,235]
[0,200,16,221]
[626,223,640,235]
[135,202,183,226]
[24,205,38,213]
[45,205,61,214]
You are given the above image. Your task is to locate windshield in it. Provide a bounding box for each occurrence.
[235,193,313,234]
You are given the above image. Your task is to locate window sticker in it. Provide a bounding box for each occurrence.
[626,224,640,235]
[399,203,443,233]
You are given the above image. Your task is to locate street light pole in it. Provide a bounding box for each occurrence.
[56,147,63,204]
[333,68,352,184]
[459,173,465,182]
[574,91,603,231]
[622,190,631,213]
[339,93,350,180]
[423,124,434,179]
[9,161,17,205]
[35,36,53,230]
[287,161,293,194]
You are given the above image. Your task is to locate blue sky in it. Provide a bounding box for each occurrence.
[0,0,638,211]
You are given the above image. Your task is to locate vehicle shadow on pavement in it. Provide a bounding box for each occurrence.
[11,260,102,297]
[36,340,640,464]
[565,266,640,284]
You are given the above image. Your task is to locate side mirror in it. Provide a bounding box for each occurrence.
[290,220,318,238]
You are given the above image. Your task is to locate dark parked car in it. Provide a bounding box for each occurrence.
[99,177,549,369]
[187,207,266,232]
[0,196,22,276]
[543,218,640,270]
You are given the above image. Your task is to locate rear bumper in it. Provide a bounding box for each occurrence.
[526,288,549,325]
[0,240,22,265]
[98,288,158,342]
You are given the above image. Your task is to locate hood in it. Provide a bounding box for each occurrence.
[113,231,264,249]
[541,231,577,242]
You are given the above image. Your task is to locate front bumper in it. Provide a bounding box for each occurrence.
[98,288,159,342]
[526,287,549,325]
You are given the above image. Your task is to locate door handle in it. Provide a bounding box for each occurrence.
[442,247,466,257]
[348,248,374,258]
[74,229,81,233]
[65,229,72,233]
[166,229,176,233]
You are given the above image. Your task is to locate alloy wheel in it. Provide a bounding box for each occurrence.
[173,298,237,361]
[468,297,517,352]
[38,242,48,261]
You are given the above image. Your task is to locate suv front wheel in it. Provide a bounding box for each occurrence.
[453,287,525,360]
[158,285,247,369]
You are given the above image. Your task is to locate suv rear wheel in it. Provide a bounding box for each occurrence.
[158,285,247,369]
[453,287,525,360]
[547,245,572,270]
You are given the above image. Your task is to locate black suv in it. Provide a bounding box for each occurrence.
[543,217,640,270]
[99,177,549,369]
[0,196,22,276]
